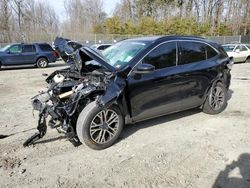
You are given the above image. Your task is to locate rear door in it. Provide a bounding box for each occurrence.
[178,41,219,109]
[21,44,37,64]
[127,41,184,122]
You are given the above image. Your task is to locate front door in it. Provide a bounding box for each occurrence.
[4,44,22,65]
[127,41,183,122]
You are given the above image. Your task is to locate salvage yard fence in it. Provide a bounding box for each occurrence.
[1,34,250,48]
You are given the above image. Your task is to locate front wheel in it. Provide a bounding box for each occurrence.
[203,82,228,114]
[76,101,124,150]
[36,58,48,68]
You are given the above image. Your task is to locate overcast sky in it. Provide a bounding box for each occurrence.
[42,0,121,21]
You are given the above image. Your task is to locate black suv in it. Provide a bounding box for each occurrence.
[0,43,57,69]
[24,36,232,150]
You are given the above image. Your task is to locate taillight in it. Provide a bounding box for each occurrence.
[52,51,57,57]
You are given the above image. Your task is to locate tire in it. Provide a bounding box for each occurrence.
[245,57,250,63]
[36,58,48,68]
[0,62,2,70]
[76,101,124,150]
[203,82,228,115]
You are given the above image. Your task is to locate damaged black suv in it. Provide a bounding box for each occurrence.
[24,36,232,150]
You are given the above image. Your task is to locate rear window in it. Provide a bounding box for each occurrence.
[222,45,236,52]
[98,45,111,50]
[38,44,53,52]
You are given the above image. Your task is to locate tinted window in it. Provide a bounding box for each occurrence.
[39,44,53,52]
[180,42,206,65]
[98,45,111,50]
[143,42,177,69]
[98,46,106,50]
[9,45,22,53]
[23,45,36,53]
[206,45,218,59]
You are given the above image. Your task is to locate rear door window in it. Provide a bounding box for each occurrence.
[39,44,53,52]
[179,41,217,65]
[143,42,177,70]
[179,41,206,65]
[22,45,36,53]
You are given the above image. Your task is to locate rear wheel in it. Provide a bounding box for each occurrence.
[76,101,124,150]
[203,82,228,114]
[245,57,250,63]
[36,58,48,68]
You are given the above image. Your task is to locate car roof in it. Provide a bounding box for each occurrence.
[126,35,211,44]
[94,44,112,46]
[7,42,51,46]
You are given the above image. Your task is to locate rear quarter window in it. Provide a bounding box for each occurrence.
[206,45,218,59]
[38,44,53,52]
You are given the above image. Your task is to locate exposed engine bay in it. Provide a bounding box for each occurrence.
[23,37,126,147]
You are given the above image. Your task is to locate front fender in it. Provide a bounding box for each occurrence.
[97,76,127,111]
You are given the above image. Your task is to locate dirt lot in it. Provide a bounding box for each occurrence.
[0,61,250,188]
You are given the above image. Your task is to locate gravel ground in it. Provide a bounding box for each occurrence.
[0,61,250,188]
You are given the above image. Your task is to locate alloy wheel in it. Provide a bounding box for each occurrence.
[89,109,119,144]
[209,85,225,111]
[38,59,48,68]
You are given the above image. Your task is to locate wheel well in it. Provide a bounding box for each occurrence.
[201,79,223,107]
[36,56,48,63]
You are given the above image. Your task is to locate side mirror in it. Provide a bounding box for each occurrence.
[235,49,240,53]
[134,63,155,74]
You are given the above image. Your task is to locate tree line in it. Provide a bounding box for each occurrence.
[94,0,250,36]
[0,0,249,43]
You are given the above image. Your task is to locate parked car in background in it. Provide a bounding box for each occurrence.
[91,44,112,51]
[0,43,57,70]
[222,43,250,63]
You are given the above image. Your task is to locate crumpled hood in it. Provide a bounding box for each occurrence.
[54,37,115,72]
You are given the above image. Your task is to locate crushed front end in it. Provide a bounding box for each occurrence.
[23,37,121,147]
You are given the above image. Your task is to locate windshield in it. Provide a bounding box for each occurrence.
[0,44,11,52]
[102,40,151,69]
[222,45,236,52]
